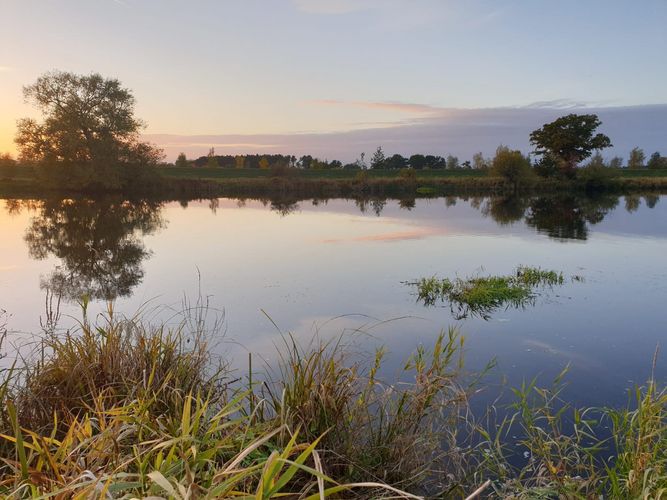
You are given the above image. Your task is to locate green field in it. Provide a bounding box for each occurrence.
[158,166,667,181]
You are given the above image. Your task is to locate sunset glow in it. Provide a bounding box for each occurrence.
[2,0,666,161]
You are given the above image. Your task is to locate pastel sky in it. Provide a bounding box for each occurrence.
[1,0,666,161]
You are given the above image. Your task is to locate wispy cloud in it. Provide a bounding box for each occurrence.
[145,104,667,163]
[322,228,443,243]
[292,1,505,31]
[0,66,15,72]
[310,99,443,115]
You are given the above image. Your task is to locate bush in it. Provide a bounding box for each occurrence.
[577,162,618,191]
[490,146,534,191]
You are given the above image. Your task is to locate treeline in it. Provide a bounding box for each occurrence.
[178,147,478,170]
[173,145,667,172]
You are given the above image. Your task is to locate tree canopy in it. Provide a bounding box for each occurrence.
[529,114,611,176]
[490,145,533,191]
[15,71,163,166]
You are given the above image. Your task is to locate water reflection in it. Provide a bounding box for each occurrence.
[7,198,163,302]
[246,192,657,241]
[3,192,663,309]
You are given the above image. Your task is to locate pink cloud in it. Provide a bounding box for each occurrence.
[310,99,443,115]
[322,228,443,243]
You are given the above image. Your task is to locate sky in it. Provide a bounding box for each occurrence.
[1,0,666,161]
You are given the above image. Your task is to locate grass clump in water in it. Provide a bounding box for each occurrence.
[413,266,565,319]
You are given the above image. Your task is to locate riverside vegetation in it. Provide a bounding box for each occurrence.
[2,72,667,200]
[1,301,666,498]
[412,266,568,320]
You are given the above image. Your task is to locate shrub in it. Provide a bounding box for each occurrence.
[490,146,534,191]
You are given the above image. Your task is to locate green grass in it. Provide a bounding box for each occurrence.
[158,167,487,181]
[2,304,667,497]
[474,366,667,498]
[0,307,471,498]
[413,266,565,319]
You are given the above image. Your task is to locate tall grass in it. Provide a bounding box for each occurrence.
[0,306,470,498]
[473,365,667,498]
[2,304,667,498]
[263,328,472,495]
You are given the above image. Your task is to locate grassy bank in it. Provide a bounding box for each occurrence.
[1,308,666,498]
[2,164,667,200]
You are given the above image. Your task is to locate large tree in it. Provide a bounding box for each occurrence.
[529,114,612,177]
[15,71,163,166]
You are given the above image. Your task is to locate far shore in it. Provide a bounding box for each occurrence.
[2,164,667,199]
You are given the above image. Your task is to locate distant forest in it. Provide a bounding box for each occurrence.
[181,144,667,172]
[187,148,474,170]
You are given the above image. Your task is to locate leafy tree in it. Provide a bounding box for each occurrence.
[385,154,407,170]
[175,152,189,168]
[586,152,607,168]
[329,159,342,169]
[578,154,616,191]
[235,155,245,169]
[311,158,326,170]
[206,147,218,167]
[354,152,367,170]
[409,154,426,170]
[490,145,533,191]
[446,155,460,170]
[259,157,270,169]
[15,71,162,166]
[425,155,446,169]
[529,114,612,177]
[627,147,645,169]
[370,146,386,169]
[647,151,666,170]
[472,152,489,170]
[298,155,313,169]
[608,156,624,169]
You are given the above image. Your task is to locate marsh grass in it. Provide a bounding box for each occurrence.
[0,306,472,498]
[2,301,667,498]
[262,328,472,495]
[471,364,667,499]
[413,266,565,319]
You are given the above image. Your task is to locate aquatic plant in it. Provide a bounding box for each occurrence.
[473,365,667,499]
[412,266,565,319]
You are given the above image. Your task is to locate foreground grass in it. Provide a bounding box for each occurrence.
[413,266,566,319]
[0,309,472,498]
[1,307,666,498]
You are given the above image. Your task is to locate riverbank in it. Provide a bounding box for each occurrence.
[1,308,665,498]
[2,165,667,199]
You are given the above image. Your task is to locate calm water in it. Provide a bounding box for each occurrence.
[1,194,666,408]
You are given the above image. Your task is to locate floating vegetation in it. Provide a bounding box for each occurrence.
[411,266,566,319]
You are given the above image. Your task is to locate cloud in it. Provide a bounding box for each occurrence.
[292,1,506,31]
[0,66,14,72]
[309,99,443,115]
[322,228,444,243]
[144,103,667,163]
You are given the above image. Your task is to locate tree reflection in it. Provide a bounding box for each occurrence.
[476,194,631,240]
[14,198,164,301]
[482,196,530,226]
